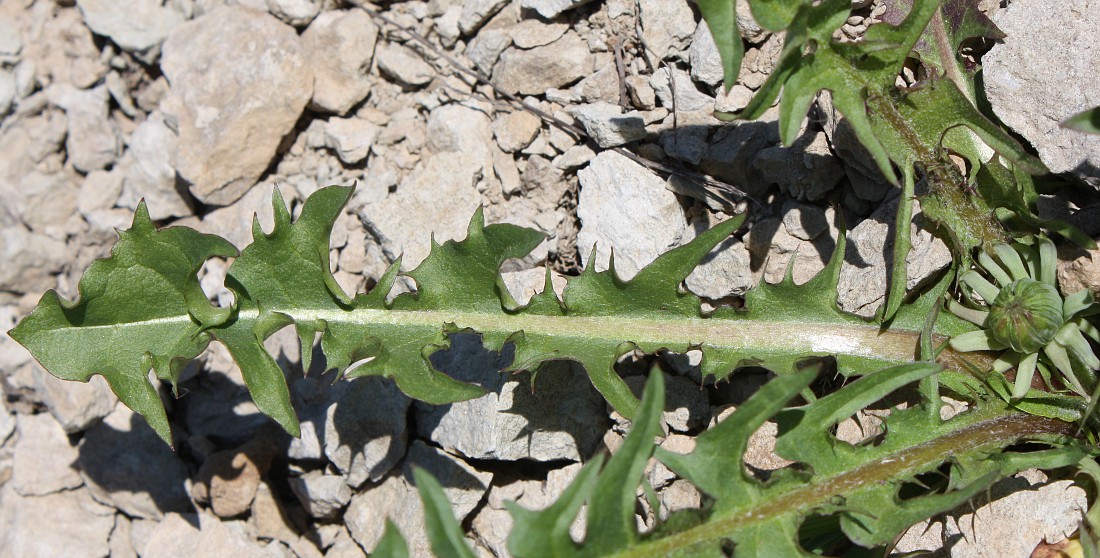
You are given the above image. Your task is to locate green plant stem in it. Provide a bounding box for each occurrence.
[208,306,987,378]
[611,409,1078,558]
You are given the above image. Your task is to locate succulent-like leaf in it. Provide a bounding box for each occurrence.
[11,186,996,441]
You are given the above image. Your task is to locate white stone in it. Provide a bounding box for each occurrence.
[0,70,14,116]
[324,376,409,487]
[47,84,120,173]
[568,102,647,148]
[289,470,352,519]
[120,112,191,220]
[0,485,114,558]
[33,367,118,434]
[459,0,510,35]
[519,0,594,18]
[492,32,594,96]
[639,0,695,62]
[650,67,715,112]
[376,43,435,87]
[302,9,379,114]
[754,131,845,201]
[983,0,1100,187]
[493,110,542,153]
[837,199,952,317]
[143,511,273,558]
[0,227,67,294]
[12,412,83,496]
[510,19,569,49]
[416,336,608,461]
[344,441,491,557]
[577,151,689,280]
[161,6,313,205]
[78,405,192,519]
[75,0,183,59]
[358,152,484,269]
[324,117,381,164]
[694,21,731,86]
[266,0,320,26]
[467,29,512,76]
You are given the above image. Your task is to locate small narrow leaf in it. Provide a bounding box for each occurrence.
[412,467,478,558]
[698,0,744,92]
[583,370,665,554]
[1061,106,1100,135]
[372,520,410,558]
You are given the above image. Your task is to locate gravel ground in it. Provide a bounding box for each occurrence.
[0,0,1098,556]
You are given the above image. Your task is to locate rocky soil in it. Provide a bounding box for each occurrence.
[0,0,1098,556]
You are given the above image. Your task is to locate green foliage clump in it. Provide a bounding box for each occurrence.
[10,0,1100,554]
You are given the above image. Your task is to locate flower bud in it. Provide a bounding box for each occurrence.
[987,279,1065,354]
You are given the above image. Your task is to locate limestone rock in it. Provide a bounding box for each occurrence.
[459,0,510,35]
[568,102,647,148]
[683,217,754,299]
[426,103,494,163]
[493,110,542,153]
[638,0,695,62]
[195,439,276,518]
[324,376,410,487]
[358,152,484,269]
[143,511,274,558]
[23,7,108,89]
[1058,245,1100,297]
[0,227,66,294]
[416,335,608,461]
[344,441,491,557]
[699,107,782,199]
[624,373,710,433]
[837,199,951,318]
[0,15,21,58]
[75,0,183,59]
[119,112,191,220]
[32,369,116,433]
[752,130,844,201]
[47,84,121,173]
[289,471,352,519]
[12,170,82,237]
[266,0,320,26]
[161,6,313,205]
[324,117,381,164]
[714,84,755,113]
[519,0,594,18]
[302,10,379,114]
[376,43,435,87]
[467,29,512,76]
[895,476,1086,557]
[650,67,714,113]
[577,151,688,280]
[0,70,13,116]
[493,32,594,96]
[510,19,569,49]
[690,21,724,87]
[0,485,115,558]
[983,0,1100,187]
[12,412,83,496]
[78,405,192,519]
